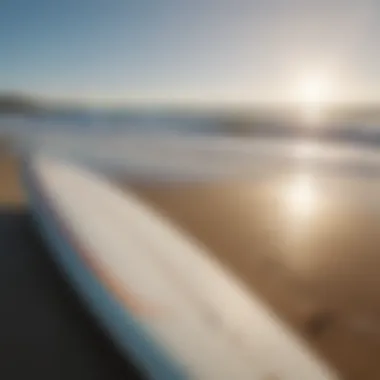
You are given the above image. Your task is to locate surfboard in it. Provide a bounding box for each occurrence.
[22,154,339,380]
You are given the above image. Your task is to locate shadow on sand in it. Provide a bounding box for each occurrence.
[0,208,143,380]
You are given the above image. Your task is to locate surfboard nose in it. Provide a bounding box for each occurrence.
[22,153,340,380]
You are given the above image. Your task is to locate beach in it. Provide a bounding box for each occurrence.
[129,175,380,380]
[2,149,380,379]
[0,153,26,205]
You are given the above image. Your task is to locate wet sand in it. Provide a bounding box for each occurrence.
[129,174,380,380]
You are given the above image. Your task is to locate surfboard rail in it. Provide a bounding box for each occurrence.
[21,154,340,380]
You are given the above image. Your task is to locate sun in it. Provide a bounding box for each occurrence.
[295,73,332,124]
[297,75,330,105]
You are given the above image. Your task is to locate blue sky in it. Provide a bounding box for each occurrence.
[1,0,380,105]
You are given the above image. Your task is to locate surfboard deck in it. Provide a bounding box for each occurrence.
[22,154,339,380]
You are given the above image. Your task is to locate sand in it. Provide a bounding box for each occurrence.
[129,175,380,380]
[0,153,26,206]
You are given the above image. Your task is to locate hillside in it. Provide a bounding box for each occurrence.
[0,94,41,114]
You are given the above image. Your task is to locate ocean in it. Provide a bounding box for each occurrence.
[2,111,380,181]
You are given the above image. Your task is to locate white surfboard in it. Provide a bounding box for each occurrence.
[22,154,339,380]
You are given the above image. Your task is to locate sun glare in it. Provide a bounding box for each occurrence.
[298,76,330,105]
[284,174,316,217]
[295,73,332,125]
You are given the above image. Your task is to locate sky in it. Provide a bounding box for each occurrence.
[1,0,380,106]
